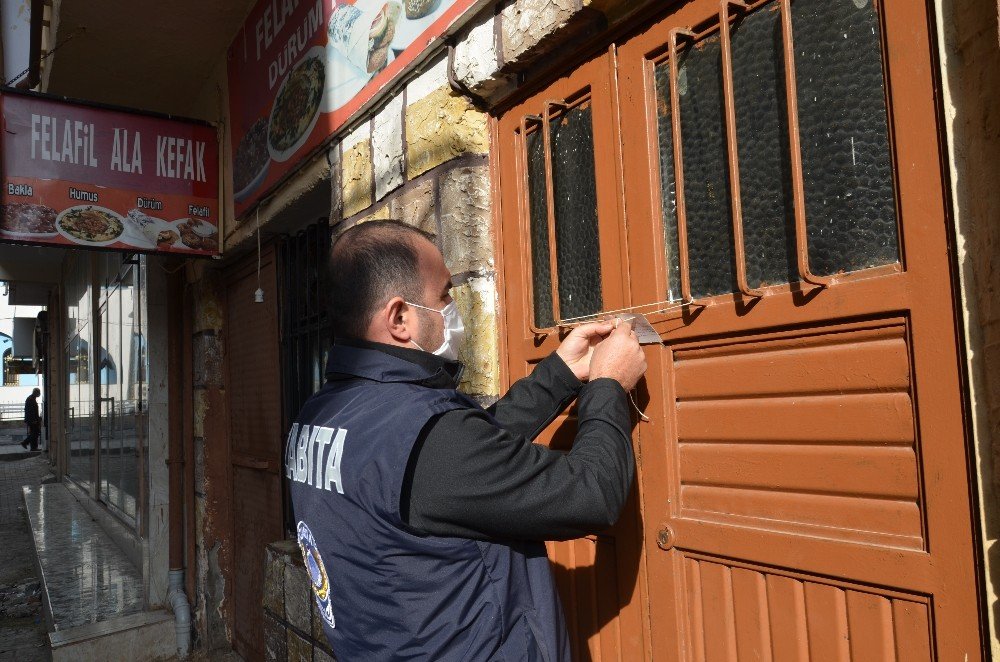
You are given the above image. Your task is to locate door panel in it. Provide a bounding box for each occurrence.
[499,0,981,659]
[617,0,980,658]
[499,50,648,661]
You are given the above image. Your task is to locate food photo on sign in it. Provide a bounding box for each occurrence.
[0,89,221,256]
[229,0,470,214]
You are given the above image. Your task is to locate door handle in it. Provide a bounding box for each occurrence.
[656,525,676,551]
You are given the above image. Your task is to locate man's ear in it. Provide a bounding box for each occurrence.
[383,296,413,343]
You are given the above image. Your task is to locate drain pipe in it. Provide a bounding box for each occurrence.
[167,273,192,658]
[168,569,192,658]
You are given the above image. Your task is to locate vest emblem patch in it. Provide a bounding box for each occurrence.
[297,521,335,628]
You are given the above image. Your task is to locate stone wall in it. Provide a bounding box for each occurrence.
[263,541,335,662]
[937,0,1000,655]
[332,52,500,401]
[187,264,233,652]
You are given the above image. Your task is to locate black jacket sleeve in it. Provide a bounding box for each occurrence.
[485,352,582,439]
[401,356,635,542]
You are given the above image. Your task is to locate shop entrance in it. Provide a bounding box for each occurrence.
[224,244,284,660]
[497,0,982,658]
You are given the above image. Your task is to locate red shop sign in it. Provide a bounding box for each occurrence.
[228,0,478,217]
[0,89,221,256]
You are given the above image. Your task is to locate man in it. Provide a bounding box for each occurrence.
[21,387,40,451]
[287,220,647,661]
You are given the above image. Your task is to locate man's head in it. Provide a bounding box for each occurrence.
[31,388,40,398]
[329,220,455,353]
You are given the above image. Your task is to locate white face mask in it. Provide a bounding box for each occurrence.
[406,300,466,362]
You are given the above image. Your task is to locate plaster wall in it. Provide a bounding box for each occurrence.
[143,258,171,608]
[936,0,1000,655]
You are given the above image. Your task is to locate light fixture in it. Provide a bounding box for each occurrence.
[254,206,264,304]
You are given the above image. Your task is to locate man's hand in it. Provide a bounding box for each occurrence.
[555,320,615,382]
[590,319,647,391]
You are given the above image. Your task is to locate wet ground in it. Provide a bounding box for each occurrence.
[0,439,51,661]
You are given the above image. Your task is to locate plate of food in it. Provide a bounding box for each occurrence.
[321,43,369,114]
[390,0,449,52]
[56,205,125,246]
[327,1,401,91]
[268,46,326,163]
[0,202,58,239]
[174,218,219,252]
[234,117,270,202]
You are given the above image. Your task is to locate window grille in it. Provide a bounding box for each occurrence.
[655,0,898,303]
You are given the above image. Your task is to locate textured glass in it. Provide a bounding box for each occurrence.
[550,104,603,320]
[732,6,798,288]
[525,129,554,328]
[793,0,898,275]
[678,36,737,298]
[653,63,682,302]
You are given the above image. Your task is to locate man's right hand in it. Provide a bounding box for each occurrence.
[589,318,647,391]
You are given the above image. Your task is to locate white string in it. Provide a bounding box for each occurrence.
[256,207,262,292]
[629,391,651,422]
[556,299,693,328]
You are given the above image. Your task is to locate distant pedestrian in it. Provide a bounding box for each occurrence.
[21,388,40,451]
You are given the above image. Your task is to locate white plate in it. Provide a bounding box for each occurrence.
[321,42,370,114]
[171,218,219,251]
[0,229,58,240]
[267,45,327,163]
[55,205,126,247]
[390,0,453,52]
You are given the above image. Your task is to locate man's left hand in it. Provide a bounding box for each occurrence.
[555,320,616,382]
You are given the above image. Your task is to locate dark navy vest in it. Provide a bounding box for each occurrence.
[286,345,570,661]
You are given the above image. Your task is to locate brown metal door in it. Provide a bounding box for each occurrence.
[498,0,982,659]
[497,50,650,660]
[225,244,284,661]
[616,0,982,658]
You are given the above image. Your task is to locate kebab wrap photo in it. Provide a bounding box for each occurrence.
[328,1,402,75]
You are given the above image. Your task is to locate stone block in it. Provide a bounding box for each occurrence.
[263,545,285,616]
[406,87,489,179]
[314,646,336,662]
[407,54,448,105]
[192,390,207,439]
[284,561,312,634]
[373,94,406,200]
[192,332,223,389]
[264,611,288,661]
[440,166,493,274]
[342,141,373,218]
[194,436,205,495]
[192,274,224,332]
[287,627,313,662]
[311,598,328,646]
[453,275,500,397]
[355,204,391,225]
[390,179,438,236]
[501,0,579,66]
[454,13,516,99]
[329,144,343,223]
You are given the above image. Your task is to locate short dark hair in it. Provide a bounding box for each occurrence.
[328,220,435,340]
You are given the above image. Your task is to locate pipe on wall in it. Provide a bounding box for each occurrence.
[167,268,193,658]
[14,0,43,89]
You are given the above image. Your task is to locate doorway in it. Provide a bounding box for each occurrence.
[497,0,983,658]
